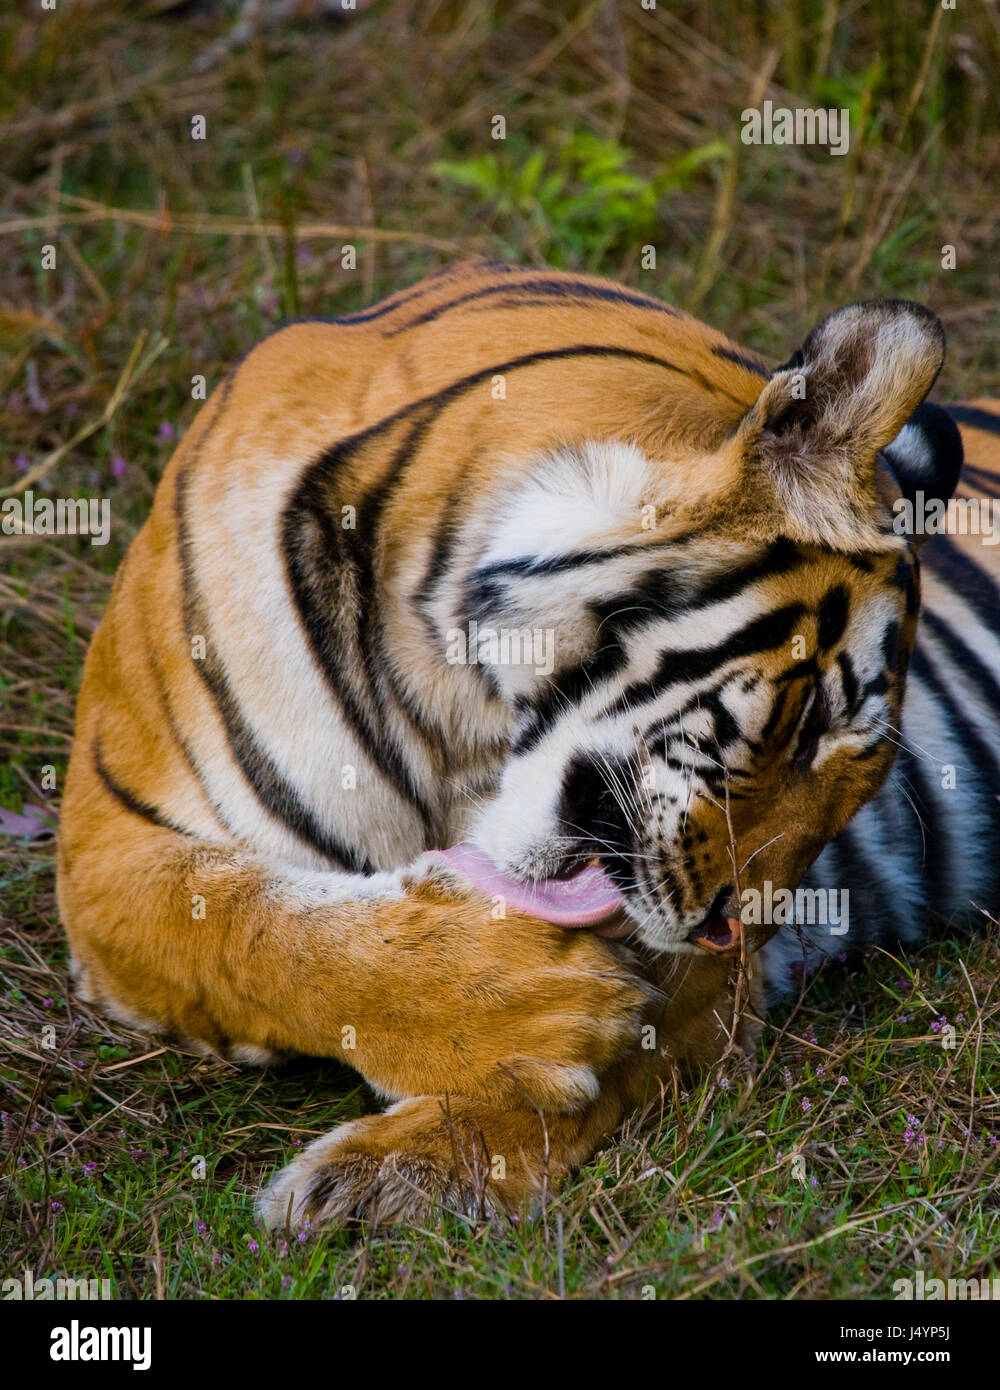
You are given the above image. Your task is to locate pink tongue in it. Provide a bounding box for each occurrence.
[426,843,625,928]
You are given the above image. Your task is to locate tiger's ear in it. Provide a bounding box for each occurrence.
[738,299,947,548]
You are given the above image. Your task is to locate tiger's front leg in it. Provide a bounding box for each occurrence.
[59,788,651,1117]
[258,950,762,1230]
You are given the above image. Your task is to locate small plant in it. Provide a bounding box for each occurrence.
[434,132,729,270]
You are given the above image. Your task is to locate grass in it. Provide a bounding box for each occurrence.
[2,0,999,1299]
[3,902,998,1298]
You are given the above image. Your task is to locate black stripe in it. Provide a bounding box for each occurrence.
[512,542,808,752]
[775,655,819,685]
[893,744,948,911]
[676,536,806,616]
[174,468,372,873]
[837,651,859,715]
[921,532,1000,642]
[604,602,807,716]
[514,636,630,754]
[417,483,517,719]
[278,423,439,836]
[93,736,192,836]
[759,682,792,745]
[711,345,770,380]
[817,585,850,650]
[480,530,798,587]
[285,344,694,770]
[469,538,674,588]
[919,606,1000,717]
[418,479,465,651]
[143,634,235,837]
[908,646,1000,909]
[800,836,852,951]
[465,542,681,622]
[340,415,451,811]
[910,645,1000,782]
[459,294,652,315]
[956,463,1000,490]
[831,820,910,942]
[415,480,511,712]
[472,534,806,646]
[332,260,519,326]
[383,277,681,336]
[944,404,1000,436]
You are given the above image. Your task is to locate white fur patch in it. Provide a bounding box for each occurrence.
[479,440,659,568]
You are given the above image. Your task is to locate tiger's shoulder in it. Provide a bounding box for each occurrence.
[177,257,772,464]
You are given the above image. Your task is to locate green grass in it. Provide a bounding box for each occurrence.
[2,0,999,1299]
[3,900,998,1298]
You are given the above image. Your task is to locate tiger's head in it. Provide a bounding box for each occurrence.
[464,298,962,957]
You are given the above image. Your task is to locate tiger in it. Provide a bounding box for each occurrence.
[57,259,1000,1231]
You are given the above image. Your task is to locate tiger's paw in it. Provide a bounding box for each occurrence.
[256,1095,576,1232]
[386,869,656,1114]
